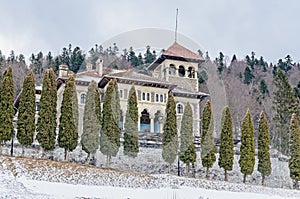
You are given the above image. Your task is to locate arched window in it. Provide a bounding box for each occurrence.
[177,104,184,114]
[178,66,185,77]
[80,93,86,104]
[169,64,176,76]
[188,66,195,78]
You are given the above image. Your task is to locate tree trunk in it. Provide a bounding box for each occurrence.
[85,153,90,164]
[243,174,247,183]
[0,141,3,154]
[186,163,190,177]
[192,163,196,178]
[294,180,299,190]
[21,145,25,157]
[206,167,209,179]
[41,150,46,158]
[224,170,228,181]
[168,163,171,174]
[262,175,265,186]
[64,148,69,161]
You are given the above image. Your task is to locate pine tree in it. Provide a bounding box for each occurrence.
[58,75,78,161]
[36,68,57,155]
[16,71,36,156]
[239,109,255,183]
[0,67,14,152]
[201,100,216,179]
[258,111,271,186]
[162,90,178,173]
[101,79,121,165]
[243,66,254,85]
[289,113,300,189]
[123,85,139,159]
[179,103,196,177]
[81,80,101,163]
[218,106,234,181]
[273,69,299,155]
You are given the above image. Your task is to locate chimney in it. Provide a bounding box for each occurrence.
[58,65,69,78]
[96,58,103,76]
[86,63,92,71]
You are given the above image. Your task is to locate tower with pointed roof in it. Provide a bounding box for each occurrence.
[148,42,204,92]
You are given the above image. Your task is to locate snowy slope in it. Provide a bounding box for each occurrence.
[0,154,299,199]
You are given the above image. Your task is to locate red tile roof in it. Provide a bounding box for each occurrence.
[162,42,204,61]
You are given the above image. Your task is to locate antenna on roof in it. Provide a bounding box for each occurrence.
[175,8,178,42]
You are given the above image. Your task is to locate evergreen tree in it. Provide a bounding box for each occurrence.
[243,66,254,85]
[259,79,269,95]
[218,106,234,181]
[273,69,299,155]
[289,113,300,190]
[201,100,216,179]
[162,90,178,173]
[81,80,101,163]
[123,85,139,159]
[239,109,255,183]
[144,45,156,64]
[16,71,36,156]
[217,52,225,74]
[258,111,271,186]
[101,79,121,165]
[179,103,196,176]
[70,46,85,73]
[58,76,78,161]
[36,68,57,154]
[0,67,14,151]
[231,54,237,63]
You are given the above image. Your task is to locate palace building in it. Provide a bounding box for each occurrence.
[56,42,208,137]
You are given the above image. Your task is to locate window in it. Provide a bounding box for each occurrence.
[177,104,183,114]
[160,94,163,102]
[156,94,159,102]
[178,66,185,77]
[147,93,150,101]
[80,93,86,104]
[142,92,146,100]
[35,102,40,112]
[188,66,195,78]
[142,92,150,101]
[169,64,176,76]
[119,90,123,98]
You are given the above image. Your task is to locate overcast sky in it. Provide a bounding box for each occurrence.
[1,0,300,63]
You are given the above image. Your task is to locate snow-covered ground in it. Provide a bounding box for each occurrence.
[2,142,295,188]
[0,151,299,199]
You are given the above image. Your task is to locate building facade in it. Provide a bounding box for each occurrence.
[56,42,208,138]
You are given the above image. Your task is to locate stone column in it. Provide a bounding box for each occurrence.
[158,116,164,133]
[150,116,155,133]
[138,116,141,131]
[165,67,169,81]
[185,67,189,78]
[175,66,179,76]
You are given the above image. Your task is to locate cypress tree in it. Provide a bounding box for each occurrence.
[239,109,255,183]
[201,100,216,179]
[289,113,300,190]
[0,67,14,152]
[273,69,299,155]
[81,80,101,163]
[123,85,139,158]
[179,103,196,177]
[162,90,178,173]
[36,68,57,155]
[258,111,271,186]
[58,75,78,161]
[17,71,36,156]
[101,79,121,165]
[218,106,234,181]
